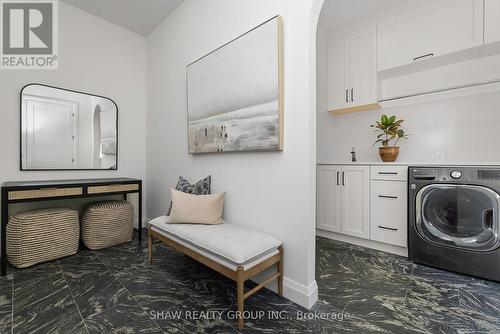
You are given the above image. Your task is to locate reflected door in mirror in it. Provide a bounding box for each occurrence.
[24,98,77,169]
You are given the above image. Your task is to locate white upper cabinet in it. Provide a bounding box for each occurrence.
[350,30,377,107]
[327,28,378,114]
[485,0,500,44]
[377,0,484,72]
[327,38,350,111]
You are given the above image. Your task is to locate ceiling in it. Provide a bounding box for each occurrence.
[319,0,405,32]
[62,0,184,36]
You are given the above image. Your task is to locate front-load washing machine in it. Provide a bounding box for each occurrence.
[409,166,500,282]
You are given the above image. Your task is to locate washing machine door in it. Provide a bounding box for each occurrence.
[416,184,500,252]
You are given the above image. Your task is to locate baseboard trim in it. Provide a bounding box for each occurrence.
[283,277,318,309]
[317,229,408,257]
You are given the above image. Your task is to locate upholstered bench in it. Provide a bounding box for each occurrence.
[148,216,283,330]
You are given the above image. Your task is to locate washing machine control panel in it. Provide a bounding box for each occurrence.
[410,167,475,183]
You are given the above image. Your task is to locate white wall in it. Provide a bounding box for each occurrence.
[0,3,146,218]
[316,26,336,162]
[146,0,319,307]
[318,90,500,163]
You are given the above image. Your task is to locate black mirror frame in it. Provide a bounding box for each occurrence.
[19,83,119,171]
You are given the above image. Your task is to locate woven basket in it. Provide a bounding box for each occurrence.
[7,208,79,268]
[81,200,134,250]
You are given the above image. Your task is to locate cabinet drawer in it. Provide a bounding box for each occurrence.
[87,184,139,194]
[8,187,83,201]
[371,166,407,181]
[370,181,407,247]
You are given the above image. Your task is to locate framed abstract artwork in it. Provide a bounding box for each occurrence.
[187,16,284,153]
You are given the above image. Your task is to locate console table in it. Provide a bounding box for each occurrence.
[1,178,142,276]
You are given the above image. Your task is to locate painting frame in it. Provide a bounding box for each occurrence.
[186,15,284,154]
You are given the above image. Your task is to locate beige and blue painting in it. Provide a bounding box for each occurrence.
[187,16,282,153]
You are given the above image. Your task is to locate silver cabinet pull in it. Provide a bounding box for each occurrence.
[413,53,434,61]
[342,172,345,186]
[378,195,398,199]
[336,172,340,186]
[378,172,398,175]
[345,90,349,103]
[378,226,398,231]
[351,88,354,102]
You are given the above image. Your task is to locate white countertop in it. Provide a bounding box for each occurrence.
[317,161,500,167]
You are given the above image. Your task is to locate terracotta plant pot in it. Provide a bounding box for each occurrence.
[378,146,400,162]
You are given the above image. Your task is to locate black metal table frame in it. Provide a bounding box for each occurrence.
[0,178,142,276]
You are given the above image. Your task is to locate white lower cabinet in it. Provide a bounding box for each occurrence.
[317,164,408,248]
[370,180,408,247]
[317,165,370,240]
[342,166,370,239]
[317,166,342,233]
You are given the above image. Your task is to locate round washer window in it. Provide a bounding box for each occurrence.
[416,184,500,252]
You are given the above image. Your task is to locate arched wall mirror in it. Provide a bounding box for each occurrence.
[20,84,118,170]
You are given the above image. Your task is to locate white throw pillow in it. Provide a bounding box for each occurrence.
[169,188,224,224]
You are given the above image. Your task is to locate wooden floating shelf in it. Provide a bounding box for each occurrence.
[328,103,381,116]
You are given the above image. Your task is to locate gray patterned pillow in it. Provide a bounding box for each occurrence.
[167,176,211,215]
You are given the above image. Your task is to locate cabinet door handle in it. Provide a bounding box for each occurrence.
[413,53,434,62]
[345,89,349,103]
[378,195,398,199]
[351,88,354,102]
[378,225,398,231]
[342,172,345,186]
[378,172,398,175]
[336,172,340,186]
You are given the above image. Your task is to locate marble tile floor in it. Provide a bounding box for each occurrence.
[0,234,499,333]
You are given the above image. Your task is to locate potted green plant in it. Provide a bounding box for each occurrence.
[370,114,408,162]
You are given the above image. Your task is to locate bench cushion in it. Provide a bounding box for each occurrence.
[148,216,281,266]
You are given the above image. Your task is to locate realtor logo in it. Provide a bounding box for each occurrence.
[1,0,58,69]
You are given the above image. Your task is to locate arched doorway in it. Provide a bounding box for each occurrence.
[93,104,102,168]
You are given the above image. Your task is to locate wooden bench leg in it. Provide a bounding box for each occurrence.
[148,227,153,264]
[278,246,283,297]
[236,266,245,331]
